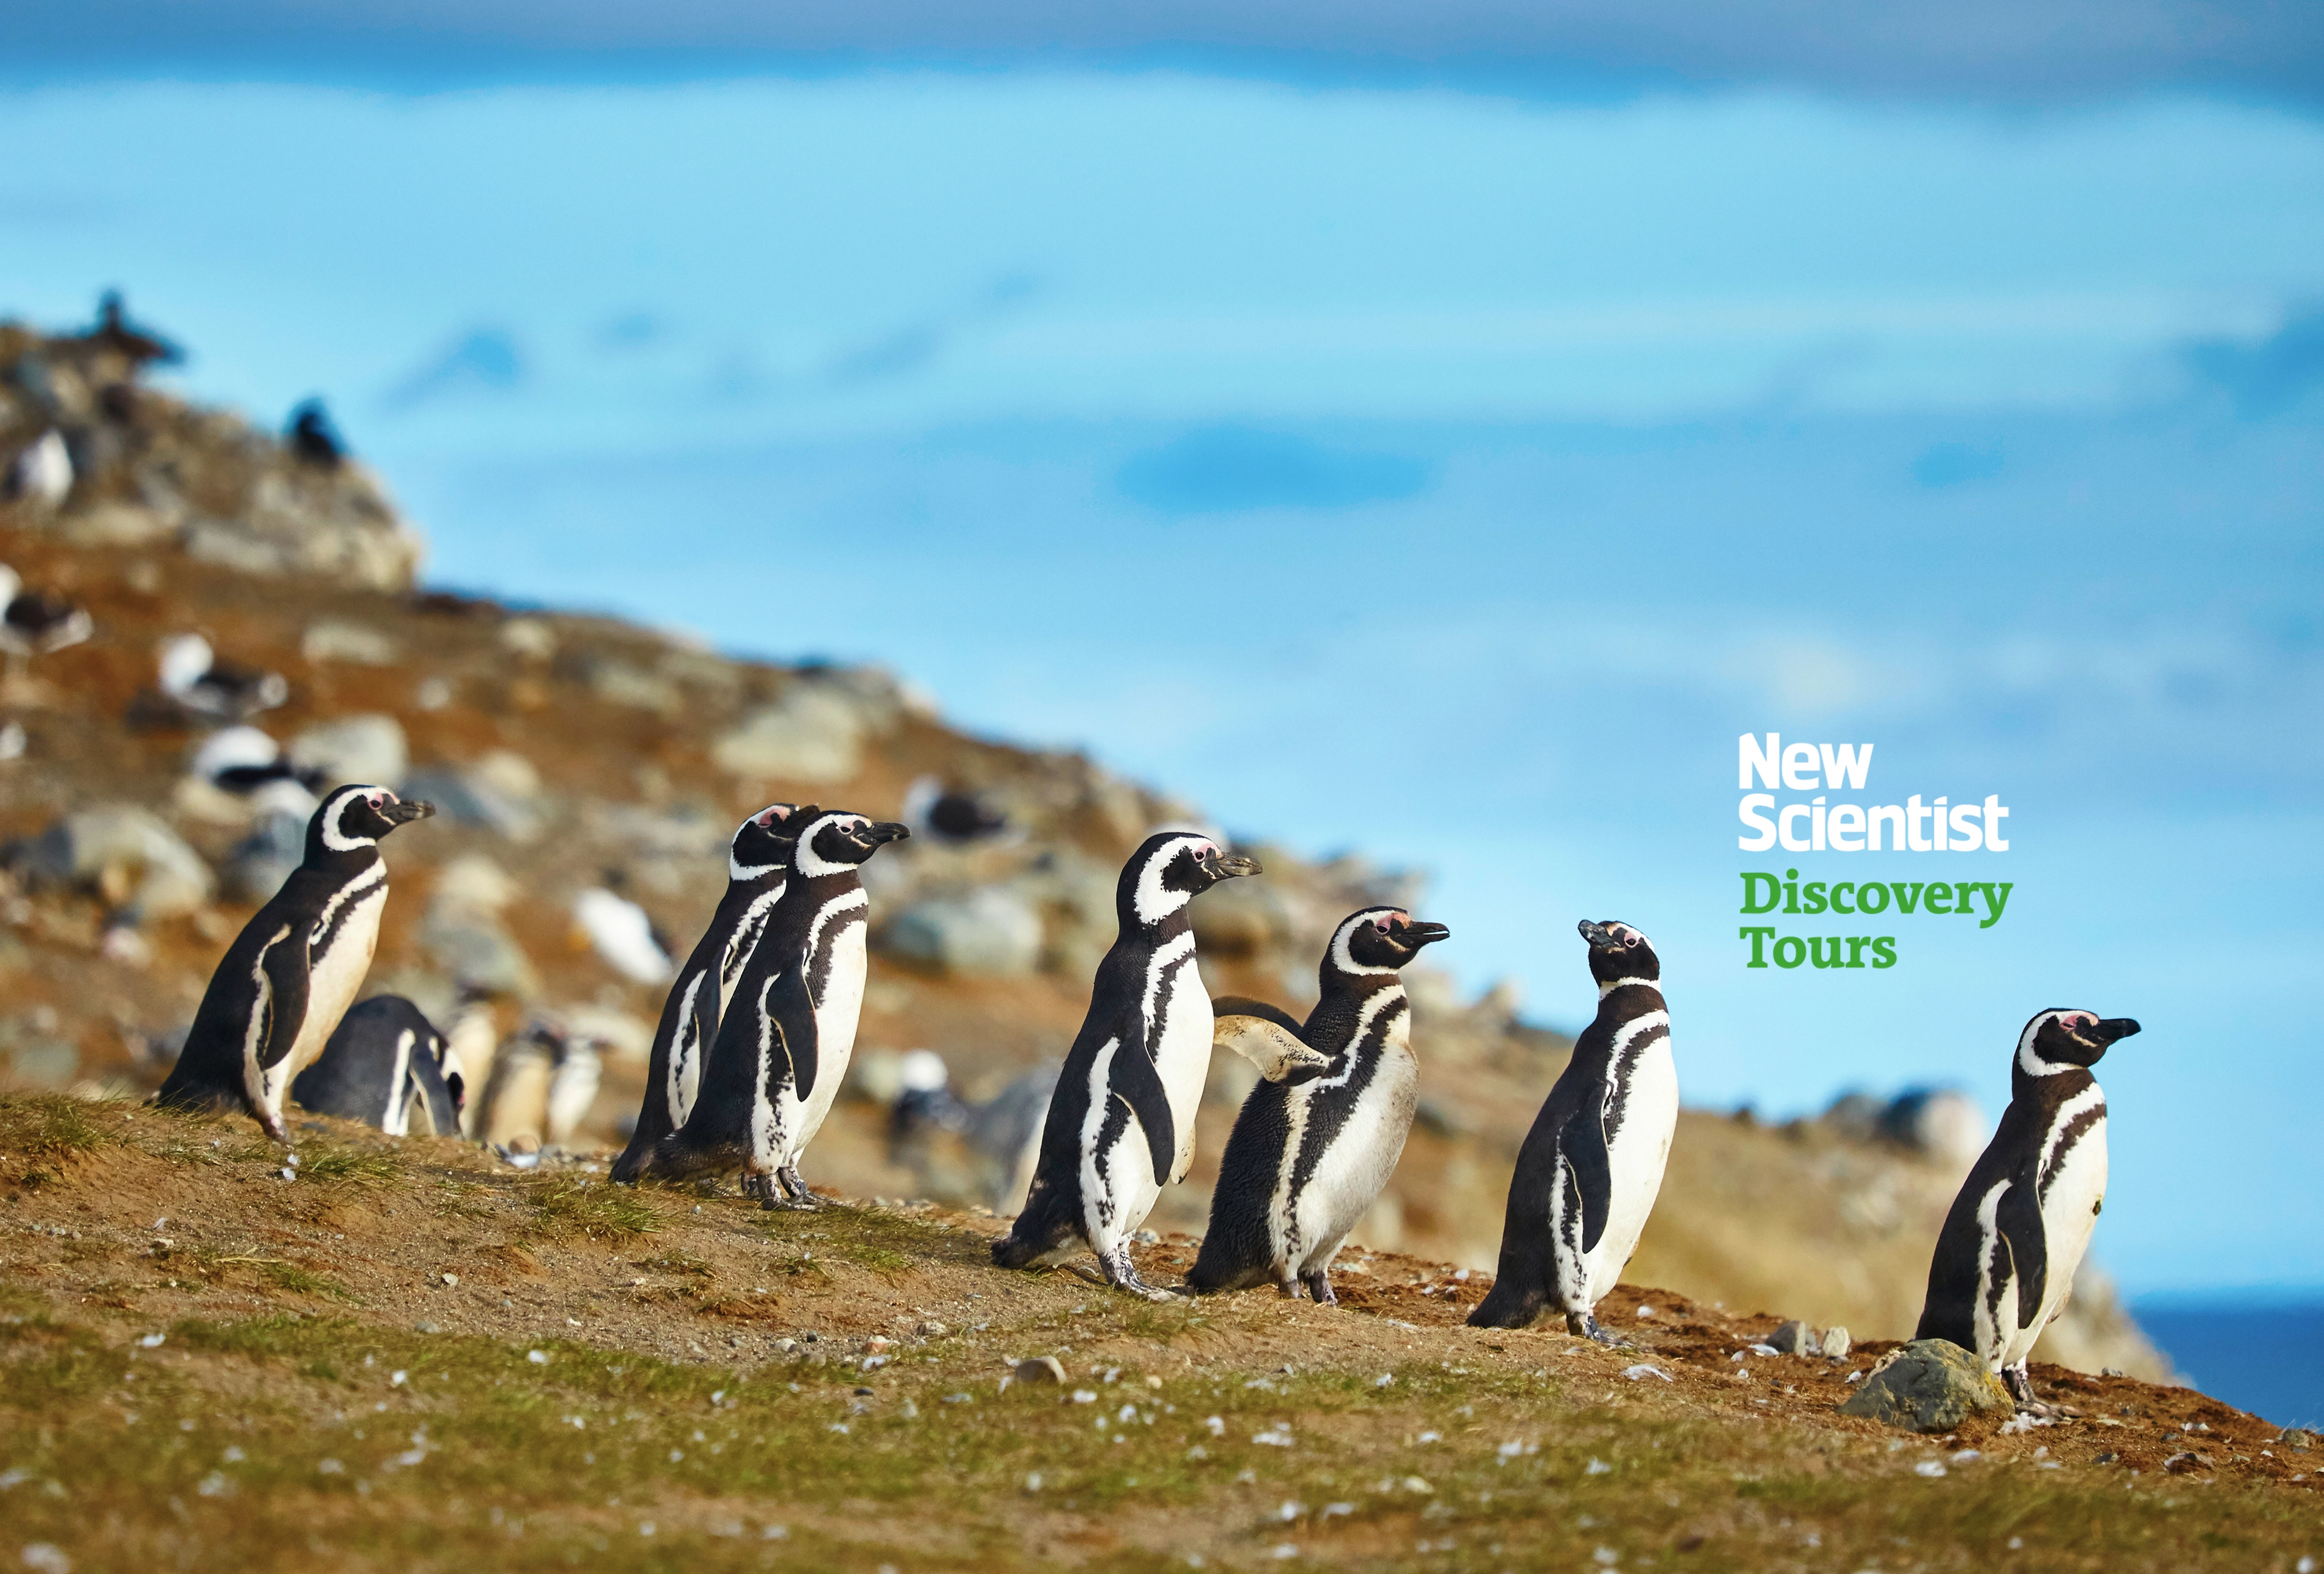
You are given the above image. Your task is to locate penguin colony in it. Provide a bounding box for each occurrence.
[158,784,2142,1406]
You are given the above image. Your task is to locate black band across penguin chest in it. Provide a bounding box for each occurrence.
[1596,984,1669,1139]
[1278,990,1407,1206]
[304,856,385,963]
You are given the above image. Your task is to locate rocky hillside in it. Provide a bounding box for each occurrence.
[0,307,2165,1380]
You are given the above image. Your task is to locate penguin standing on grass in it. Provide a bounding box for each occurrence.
[1915,1008,2139,1409]
[291,995,463,1136]
[1187,906,1448,1303]
[992,831,1261,1297]
[158,785,435,1141]
[1469,920,1676,1343]
[654,809,908,1206]
[611,803,799,1183]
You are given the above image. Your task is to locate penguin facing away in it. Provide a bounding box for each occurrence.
[611,802,800,1184]
[1914,1007,2140,1408]
[1469,920,1678,1343]
[653,809,908,1206]
[157,785,435,1140]
[992,831,1261,1297]
[290,995,462,1136]
[1187,906,1450,1303]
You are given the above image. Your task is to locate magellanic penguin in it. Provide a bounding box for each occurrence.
[654,808,908,1206]
[1187,906,1451,1303]
[1469,920,1677,1343]
[991,831,1261,1297]
[157,785,435,1140]
[611,803,800,1183]
[1914,1008,2141,1408]
[290,995,462,1136]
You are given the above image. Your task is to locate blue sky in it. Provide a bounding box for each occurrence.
[4,61,2320,1294]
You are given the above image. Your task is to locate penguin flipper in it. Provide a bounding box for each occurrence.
[767,963,821,1099]
[1214,1016,1331,1082]
[256,928,311,1071]
[1560,1101,1613,1254]
[1997,1172,2048,1332]
[1210,995,1304,1035]
[1111,1037,1178,1187]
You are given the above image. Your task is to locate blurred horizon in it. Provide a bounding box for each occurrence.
[3,15,2321,1299]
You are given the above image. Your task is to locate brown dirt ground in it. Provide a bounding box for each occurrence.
[1,1098,2315,1572]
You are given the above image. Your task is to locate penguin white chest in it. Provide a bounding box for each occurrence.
[1288,1028,1419,1269]
[787,900,868,1156]
[1151,935,1212,1177]
[2010,1093,2109,1365]
[288,877,390,1081]
[1585,1024,1678,1302]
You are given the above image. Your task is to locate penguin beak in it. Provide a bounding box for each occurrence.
[382,797,435,826]
[1210,852,1261,880]
[1398,920,1451,948]
[862,821,911,845]
[2090,1018,2141,1044]
[1577,920,1614,949]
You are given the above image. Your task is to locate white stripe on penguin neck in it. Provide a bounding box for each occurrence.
[1132,835,1210,926]
[2017,1010,2081,1077]
[792,814,866,878]
[320,786,379,852]
[1328,908,1401,976]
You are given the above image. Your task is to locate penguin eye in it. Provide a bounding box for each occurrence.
[1623,933,1641,948]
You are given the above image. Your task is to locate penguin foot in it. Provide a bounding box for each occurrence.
[1098,1247,1175,1303]
[1273,1279,1301,1299]
[742,1174,777,1208]
[2002,1363,2037,1406]
[1302,1271,1338,1306]
[1568,1311,1634,1349]
[776,1167,824,1210]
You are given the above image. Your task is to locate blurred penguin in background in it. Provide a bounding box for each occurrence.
[886,1049,1060,1213]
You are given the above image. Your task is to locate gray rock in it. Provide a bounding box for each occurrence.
[289,713,407,789]
[1879,1088,1988,1169]
[2280,1427,2317,1452]
[23,804,214,920]
[225,808,309,902]
[1012,1356,1067,1386]
[422,912,540,999]
[1820,1325,1853,1360]
[300,619,400,666]
[1189,874,1294,960]
[1822,1089,1883,1143]
[711,683,868,783]
[880,887,1044,977]
[1,1015,79,1090]
[1837,1339,2011,1432]
[1768,1320,1814,1356]
[402,755,541,842]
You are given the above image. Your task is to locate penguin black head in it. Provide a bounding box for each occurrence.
[1578,919,1660,990]
[309,784,436,860]
[792,808,910,877]
[1120,831,1261,928]
[1330,906,1451,975]
[2017,1009,2141,1077]
[729,802,804,880]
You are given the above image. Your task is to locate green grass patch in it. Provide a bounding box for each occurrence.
[0,1094,121,1185]
[526,1178,660,1243]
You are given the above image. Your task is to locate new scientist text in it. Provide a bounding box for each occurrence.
[1736,734,2010,853]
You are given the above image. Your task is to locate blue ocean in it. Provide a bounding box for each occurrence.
[2136,1300,2324,1431]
